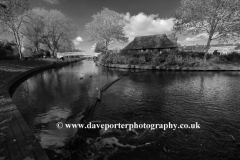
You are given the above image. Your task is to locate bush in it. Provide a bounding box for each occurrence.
[138,56,146,65]
[220,52,240,64]
[100,50,240,66]
[0,41,18,60]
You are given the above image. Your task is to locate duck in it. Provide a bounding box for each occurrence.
[80,74,84,79]
[89,75,92,78]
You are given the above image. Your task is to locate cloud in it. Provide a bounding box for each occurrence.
[73,36,83,46]
[185,37,198,42]
[185,33,209,42]
[43,0,59,4]
[76,37,83,42]
[124,12,174,42]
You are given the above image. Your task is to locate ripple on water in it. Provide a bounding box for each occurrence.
[92,71,240,159]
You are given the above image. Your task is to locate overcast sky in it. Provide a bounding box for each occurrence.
[3,0,239,51]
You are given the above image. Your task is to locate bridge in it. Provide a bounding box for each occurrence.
[56,52,101,58]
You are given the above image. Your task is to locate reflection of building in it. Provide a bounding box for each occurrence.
[123,34,178,53]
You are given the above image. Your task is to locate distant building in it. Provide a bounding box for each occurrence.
[182,43,239,54]
[123,34,178,53]
[183,44,206,52]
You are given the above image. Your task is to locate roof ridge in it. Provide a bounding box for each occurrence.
[134,34,167,38]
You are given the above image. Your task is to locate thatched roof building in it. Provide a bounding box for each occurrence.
[123,34,177,52]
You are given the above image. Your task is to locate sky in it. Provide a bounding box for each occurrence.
[28,0,182,51]
[2,0,239,51]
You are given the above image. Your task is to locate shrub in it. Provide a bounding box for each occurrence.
[220,52,240,64]
[163,51,210,67]
[0,41,18,60]
[138,56,146,65]
[208,55,221,64]
[100,50,240,66]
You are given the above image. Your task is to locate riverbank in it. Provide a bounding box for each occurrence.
[0,57,81,160]
[99,62,240,71]
[99,50,240,71]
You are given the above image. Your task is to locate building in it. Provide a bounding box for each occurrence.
[123,34,178,53]
[181,43,239,54]
[109,48,121,54]
[182,45,206,52]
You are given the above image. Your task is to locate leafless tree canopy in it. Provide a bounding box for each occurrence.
[22,8,77,56]
[85,8,128,53]
[0,0,29,58]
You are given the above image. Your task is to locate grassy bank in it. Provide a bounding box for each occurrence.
[99,50,240,67]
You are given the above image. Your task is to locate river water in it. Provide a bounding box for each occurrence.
[12,60,240,159]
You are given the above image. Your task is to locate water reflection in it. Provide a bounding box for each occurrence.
[12,60,132,149]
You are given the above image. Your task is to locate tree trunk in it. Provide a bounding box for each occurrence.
[17,47,23,59]
[34,42,39,55]
[52,47,58,58]
[13,31,23,59]
[15,43,23,59]
[52,50,55,57]
[105,41,109,54]
[35,47,39,55]
[204,34,213,61]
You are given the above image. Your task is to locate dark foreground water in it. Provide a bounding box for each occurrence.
[11,60,132,159]
[12,61,240,159]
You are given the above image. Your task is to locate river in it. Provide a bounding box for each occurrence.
[12,60,240,159]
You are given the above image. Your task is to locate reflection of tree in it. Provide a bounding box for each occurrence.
[29,73,54,111]
[200,75,204,94]
[70,79,92,117]
[44,69,55,90]
[14,72,56,132]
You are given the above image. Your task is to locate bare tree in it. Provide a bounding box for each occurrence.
[0,0,29,58]
[41,9,77,56]
[22,8,46,55]
[173,0,240,59]
[85,8,128,54]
